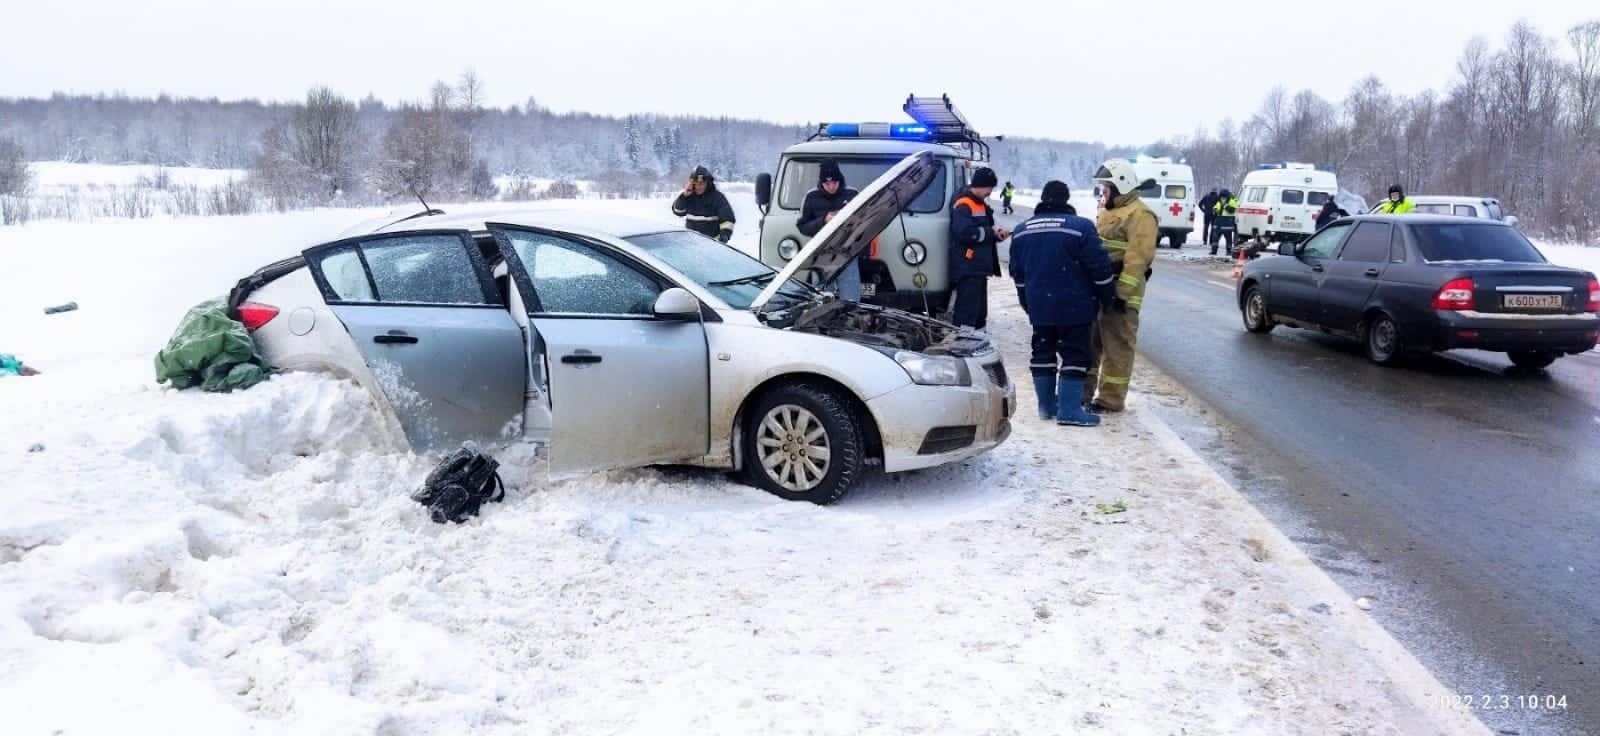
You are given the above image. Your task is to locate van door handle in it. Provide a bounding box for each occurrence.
[1311,264,1324,273]
[373,333,418,345]
[561,353,603,365]
[1364,268,1381,278]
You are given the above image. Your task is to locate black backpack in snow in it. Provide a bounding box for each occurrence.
[410,443,506,524]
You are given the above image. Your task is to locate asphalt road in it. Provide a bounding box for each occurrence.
[995,204,1600,734]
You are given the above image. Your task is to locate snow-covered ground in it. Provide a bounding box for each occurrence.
[1,194,1485,735]
[28,161,249,191]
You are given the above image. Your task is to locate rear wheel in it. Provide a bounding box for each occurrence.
[1363,313,1403,366]
[1508,351,1557,371]
[1241,286,1274,334]
[1172,232,1187,249]
[742,383,864,505]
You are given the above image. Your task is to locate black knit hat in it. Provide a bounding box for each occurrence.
[818,160,845,187]
[970,167,998,188]
[1388,183,1404,196]
[691,165,714,182]
[1040,180,1071,208]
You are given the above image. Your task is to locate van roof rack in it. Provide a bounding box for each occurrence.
[804,94,990,161]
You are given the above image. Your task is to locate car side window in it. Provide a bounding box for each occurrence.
[1337,222,1392,263]
[1389,227,1408,263]
[1301,224,1349,259]
[502,231,662,316]
[1453,205,1478,217]
[315,234,489,305]
[1282,189,1305,205]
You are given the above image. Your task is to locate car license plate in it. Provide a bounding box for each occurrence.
[1502,294,1563,309]
[862,283,877,298]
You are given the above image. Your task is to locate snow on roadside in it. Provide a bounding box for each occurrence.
[1534,240,1600,275]
[28,161,249,191]
[0,194,1480,735]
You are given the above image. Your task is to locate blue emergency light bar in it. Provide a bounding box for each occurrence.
[821,122,930,140]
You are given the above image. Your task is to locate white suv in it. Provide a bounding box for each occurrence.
[1370,195,1519,228]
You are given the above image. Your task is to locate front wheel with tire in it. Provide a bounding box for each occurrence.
[1363,313,1403,366]
[743,383,864,504]
[1241,286,1274,334]
[1172,232,1187,249]
[1508,351,1557,371]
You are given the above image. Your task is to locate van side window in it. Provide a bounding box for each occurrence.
[1306,191,1332,206]
[1164,185,1188,199]
[1282,190,1304,205]
[1454,205,1478,217]
[1138,180,1161,199]
[1247,187,1267,203]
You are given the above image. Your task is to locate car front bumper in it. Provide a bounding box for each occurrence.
[1429,311,1600,354]
[868,356,1016,473]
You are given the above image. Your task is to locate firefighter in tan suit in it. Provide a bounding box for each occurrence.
[1084,159,1158,412]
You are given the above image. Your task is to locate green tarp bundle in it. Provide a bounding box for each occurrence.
[154,298,269,392]
[0,353,27,377]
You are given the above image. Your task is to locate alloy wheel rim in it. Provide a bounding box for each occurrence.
[756,404,832,492]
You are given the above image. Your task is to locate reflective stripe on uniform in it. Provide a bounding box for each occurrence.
[1029,362,1056,369]
[1101,375,1130,385]
[1102,239,1129,251]
[1094,275,1116,285]
[684,214,720,221]
[1119,273,1143,288]
[719,221,734,230]
[1126,296,1143,308]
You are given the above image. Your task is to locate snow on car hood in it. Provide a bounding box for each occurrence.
[750,151,940,312]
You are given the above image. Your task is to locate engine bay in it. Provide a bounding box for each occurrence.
[790,300,990,357]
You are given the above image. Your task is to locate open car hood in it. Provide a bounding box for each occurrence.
[750,151,940,312]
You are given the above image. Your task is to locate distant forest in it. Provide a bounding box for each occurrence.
[5,17,1599,241]
[0,72,1117,210]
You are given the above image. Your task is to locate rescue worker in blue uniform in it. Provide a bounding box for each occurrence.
[1008,181,1118,426]
[948,166,1010,329]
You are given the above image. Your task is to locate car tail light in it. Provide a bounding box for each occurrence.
[1588,277,1599,313]
[1431,278,1476,311]
[237,302,280,331]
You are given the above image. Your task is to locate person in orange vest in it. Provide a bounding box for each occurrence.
[948,166,1010,329]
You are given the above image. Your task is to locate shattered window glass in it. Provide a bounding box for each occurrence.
[319,249,375,302]
[502,231,662,315]
[360,235,487,304]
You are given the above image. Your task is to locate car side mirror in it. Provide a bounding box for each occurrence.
[1278,241,1296,257]
[653,287,701,321]
[1504,215,1519,228]
[755,173,772,213]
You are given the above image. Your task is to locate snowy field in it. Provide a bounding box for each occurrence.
[2,183,1488,734]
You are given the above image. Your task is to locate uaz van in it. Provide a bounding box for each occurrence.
[754,95,991,315]
[1236,163,1339,245]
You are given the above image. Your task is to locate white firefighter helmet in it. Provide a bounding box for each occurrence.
[1093,159,1142,195]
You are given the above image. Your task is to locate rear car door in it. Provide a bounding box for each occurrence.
[1272,221,1350,322]
[489,225,711,475]
[303,231,526,449]
[1318,221,1394,331]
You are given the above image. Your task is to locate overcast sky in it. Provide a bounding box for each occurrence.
[3,0,1595,145]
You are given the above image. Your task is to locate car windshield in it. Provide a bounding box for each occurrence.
[778,157,947,213]
[1409,223,1546,264]
[625,230,814,309]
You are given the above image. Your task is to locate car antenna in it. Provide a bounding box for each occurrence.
[371,186,447,232]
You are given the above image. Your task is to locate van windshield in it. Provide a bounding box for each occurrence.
[778,157,947,213]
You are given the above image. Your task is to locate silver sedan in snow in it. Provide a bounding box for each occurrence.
[227,153,1013,503]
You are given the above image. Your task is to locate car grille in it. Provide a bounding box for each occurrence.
[982,362,1008,387]
[918,425,977,455]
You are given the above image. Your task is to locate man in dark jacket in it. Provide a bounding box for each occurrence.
[797,160,864,300]
[948,166,1010,329]
[1009,181,1116,426]
[1198,188,1219,244]
[671,166,736,243]
[1314,198,1349,230]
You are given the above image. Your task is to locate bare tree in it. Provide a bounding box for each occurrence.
[0,137,31,196]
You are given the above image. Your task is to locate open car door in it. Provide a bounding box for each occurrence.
[488,224,711,476]
[301,230,526,450]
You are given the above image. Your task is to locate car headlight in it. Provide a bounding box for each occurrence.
[777,238,800,260]
[893,351,971,386]
[901,240,927,266]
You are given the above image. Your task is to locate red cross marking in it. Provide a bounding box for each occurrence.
[1168,202,1184,216]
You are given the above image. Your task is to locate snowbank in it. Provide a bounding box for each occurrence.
[1534,240,1600,276]
[0,194,1482,735]
[29,162,249,191]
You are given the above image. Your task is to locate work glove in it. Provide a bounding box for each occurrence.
[717,232,732,244]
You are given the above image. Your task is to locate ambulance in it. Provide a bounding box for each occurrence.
[753,95,992,315]
[1234,163,1339,245]
[1129,157,1197,248]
